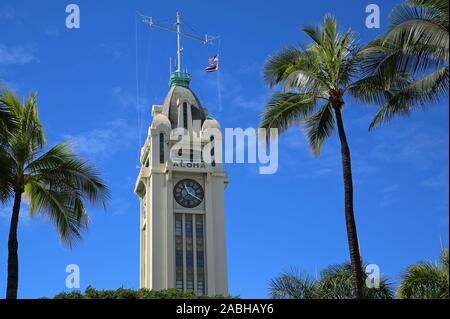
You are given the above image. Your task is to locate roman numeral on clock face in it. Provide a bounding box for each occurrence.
[173,179,204,208]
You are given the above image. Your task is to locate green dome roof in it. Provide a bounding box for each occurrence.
[168,71,191,88]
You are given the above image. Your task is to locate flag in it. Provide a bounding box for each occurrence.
[205,63,218,72]
[205,55,219,73]
[208,55,219,64]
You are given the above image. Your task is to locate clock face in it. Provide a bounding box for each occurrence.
[173,179,204,208]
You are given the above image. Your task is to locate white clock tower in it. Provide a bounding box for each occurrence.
[135,70,229,296]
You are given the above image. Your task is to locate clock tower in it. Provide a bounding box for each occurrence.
[135,71,229,296]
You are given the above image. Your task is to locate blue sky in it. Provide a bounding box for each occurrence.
[0,0,448,298]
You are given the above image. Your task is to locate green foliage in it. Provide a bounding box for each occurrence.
[361,0,449,129]
[269,263,395,299]
[397,248,449,299]
[270,248,449,299]
[261,15,407,154]
[1,88,110,298]
[53,286,235,299]
[269,268,316,299]
[0,88,110,245]
[315,263,394,299]
[0,96,16,143]
[261,15,392,298]
[261,15,353,155]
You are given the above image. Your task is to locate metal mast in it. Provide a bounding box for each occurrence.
[176,11,181,72]
[141,11,219,74]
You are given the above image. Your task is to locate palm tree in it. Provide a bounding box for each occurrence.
[0,102,12,129]
[270,264,394,299]
[0,89,110,299]
[269,268,316,299]
[261,15,402,298]
[397,248,449,299]
[0,98,17,202]
[362,0,449,129]
[0,96,16,141]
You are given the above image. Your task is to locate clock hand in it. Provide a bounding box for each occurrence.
[184,184,201,201]
[189,192,202,201]
[183,183,190,195]
[184,183,195,199]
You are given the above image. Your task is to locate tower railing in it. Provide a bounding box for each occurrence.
[169,70,191,88]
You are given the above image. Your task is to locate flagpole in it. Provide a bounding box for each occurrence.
[141,11,220,86]
[176,11,181,73]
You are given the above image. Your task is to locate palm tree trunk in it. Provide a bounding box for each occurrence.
[333,106,364,299]
[6,190,21,299]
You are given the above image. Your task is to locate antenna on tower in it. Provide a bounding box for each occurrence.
[139,11,219,85]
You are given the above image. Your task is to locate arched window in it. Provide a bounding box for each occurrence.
[210,136,216,167]
[183,102,188,130]
[159,133,165,164]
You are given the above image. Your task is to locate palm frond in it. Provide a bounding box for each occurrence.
[405,65,449,98]
[315,263,394,299]
[25,178,88,246]
[0,89,23,116]
[260,92,319,133]
[315,263,354,299]
[397,262,448,299]
[409,0,449,13]
[0,88,110,246]
[302,25,323,46]
[0,150,15,203]
[263,47,304,88]
[269,262,394,299]
[441,248,449,270]
[361,38,445,85]
[362,0,450,118]
[323,15,338,44]
[0,100,15,138]
[388,2,448,38]
[303,103,335,157]
[0,90,45,166]
[385,1,449,65]
[368,66,449,130]
[0,90,19,142]
[269,268,316,299]
[23,142,109,246]
[282,66,328,94]
[22,92,45,150]
[27,143,110,209]
[264,47,329,95]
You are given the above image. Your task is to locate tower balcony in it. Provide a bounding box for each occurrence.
[168,71,191,88]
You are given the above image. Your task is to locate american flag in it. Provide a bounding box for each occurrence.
[205,63,218,72]
[208,55,219,64]
[205,55,219,73]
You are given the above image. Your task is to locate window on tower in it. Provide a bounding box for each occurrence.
[159,133,165,164]
[174,213,207,295]
[196,215,206,295]
[210,136,216,167]
[183,102,188,130]
[141,224,146,284]
[185,215,194,291]
[175,214,184,291]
